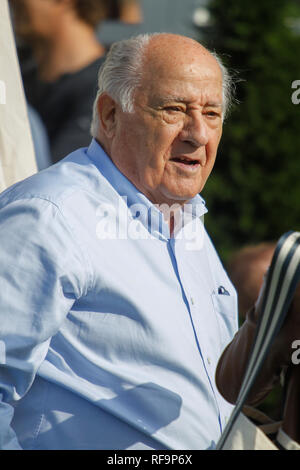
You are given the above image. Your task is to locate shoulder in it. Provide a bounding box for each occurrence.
[0,146,108,211]
[0,147,101,296]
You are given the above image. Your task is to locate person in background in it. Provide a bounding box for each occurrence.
[108,0,143,24]
[227,242,276,321]
[217,240,300,445]
[10,0,106,163]
[226,242,284,423]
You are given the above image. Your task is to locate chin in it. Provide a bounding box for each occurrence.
[160,192,200,207]
[169,187,203,202]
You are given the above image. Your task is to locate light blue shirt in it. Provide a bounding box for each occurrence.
[0,139,238,450]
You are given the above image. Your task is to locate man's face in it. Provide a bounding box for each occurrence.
[108,37,224,206]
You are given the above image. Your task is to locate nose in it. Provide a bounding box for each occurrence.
[178,112,209,148]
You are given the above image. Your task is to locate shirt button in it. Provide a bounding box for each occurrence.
[190,297,195,305]
[207,357,211,365]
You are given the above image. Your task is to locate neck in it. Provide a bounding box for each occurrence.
[33,20,105,82]
[159,205,183,237]
[95,136,187,236]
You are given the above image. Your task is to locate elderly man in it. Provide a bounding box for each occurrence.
[0,33,238,450]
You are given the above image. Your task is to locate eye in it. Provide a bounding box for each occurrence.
[164,106,184,113]
[205,110,222,119]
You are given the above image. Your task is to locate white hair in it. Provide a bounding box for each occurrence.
[210,51,236,120]
[90,33,234,137]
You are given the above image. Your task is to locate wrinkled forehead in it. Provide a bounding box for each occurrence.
[136,38,223,106]
[145,35,221,77]
[139,35,223,96]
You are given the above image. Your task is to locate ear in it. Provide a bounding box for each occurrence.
[97,93,117,139]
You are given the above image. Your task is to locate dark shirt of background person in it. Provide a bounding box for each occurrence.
[10,0,107,164]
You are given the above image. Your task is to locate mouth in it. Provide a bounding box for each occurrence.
[169,156,201,171]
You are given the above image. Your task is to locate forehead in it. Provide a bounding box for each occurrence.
[137,39,223,104]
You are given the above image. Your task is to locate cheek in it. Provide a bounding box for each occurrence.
[115,114,181,181]
[205,129,222,161]
[152,125,181,159]
[213,127,223,149]
[140,124,178,167]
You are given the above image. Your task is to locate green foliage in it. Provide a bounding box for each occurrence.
[201,0,300,263]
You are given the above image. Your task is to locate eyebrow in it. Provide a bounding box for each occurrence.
[156,96,187,105]
[204,101,223,108]
[157,97,223,108]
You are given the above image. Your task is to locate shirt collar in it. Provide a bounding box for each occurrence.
[86,139,208,240]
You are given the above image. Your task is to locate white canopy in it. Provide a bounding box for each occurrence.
[0,0,37,192]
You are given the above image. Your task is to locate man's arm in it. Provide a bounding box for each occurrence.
[215,282,300,406]
[0,196,88,449]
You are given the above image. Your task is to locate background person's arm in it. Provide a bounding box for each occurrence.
[216,281,300,406]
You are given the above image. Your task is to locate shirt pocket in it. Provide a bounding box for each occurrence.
[211,290,238,355]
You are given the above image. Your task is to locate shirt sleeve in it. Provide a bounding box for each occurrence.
[0,196,89,449]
